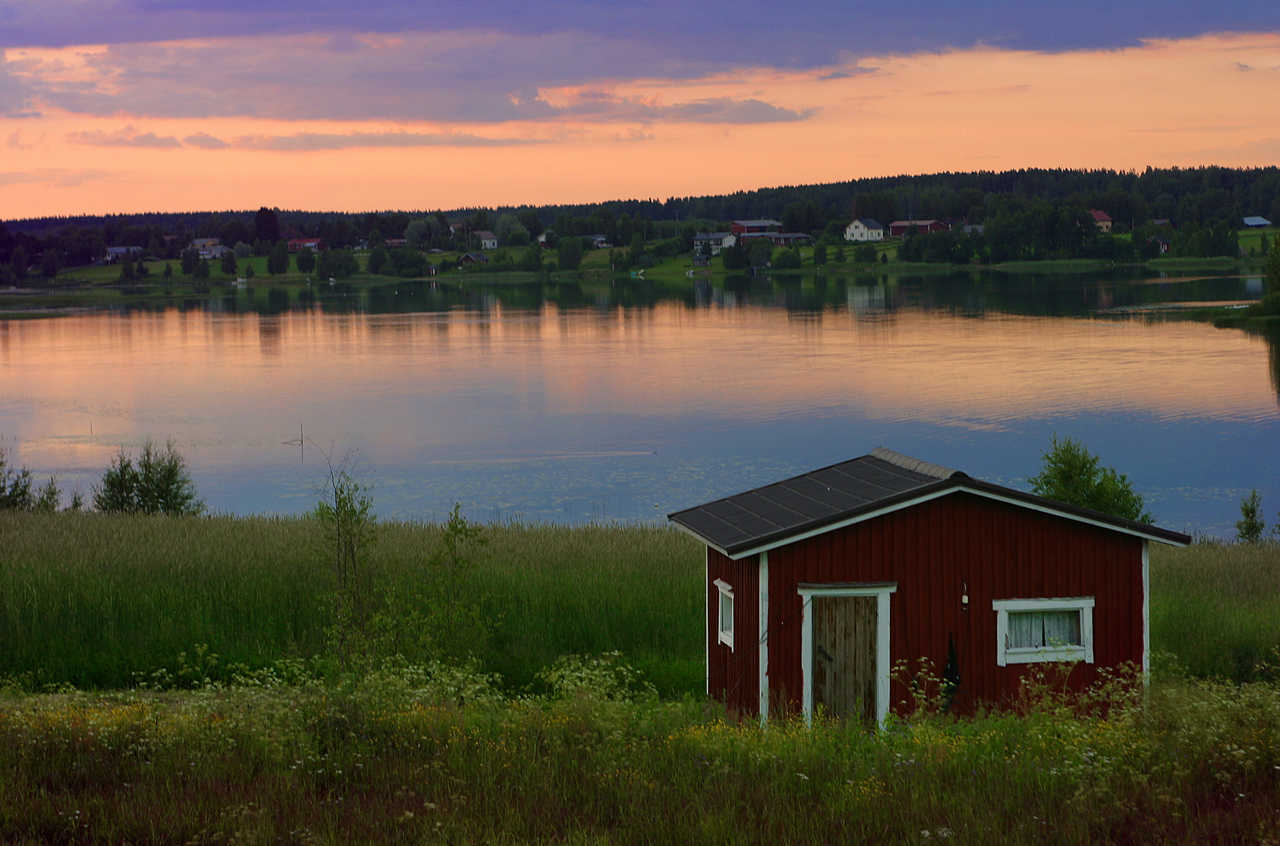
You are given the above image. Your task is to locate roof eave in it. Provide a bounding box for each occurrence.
[671,479,1191,559]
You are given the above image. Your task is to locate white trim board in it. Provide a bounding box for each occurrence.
[728,485,1186,560]
[799,583,897,729]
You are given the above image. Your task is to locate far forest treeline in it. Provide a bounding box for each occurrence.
[2,166,1278,279]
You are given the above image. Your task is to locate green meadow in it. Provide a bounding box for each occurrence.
[2,511,1279,692]
[5,513,1280,841]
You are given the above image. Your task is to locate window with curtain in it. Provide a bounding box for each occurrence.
[993,597,1094,666]
[1007,610,1081,649]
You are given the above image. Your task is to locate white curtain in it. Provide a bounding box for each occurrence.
[1009,610,1080,649]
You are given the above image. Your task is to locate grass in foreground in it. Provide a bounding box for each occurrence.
[2,667,1280,844]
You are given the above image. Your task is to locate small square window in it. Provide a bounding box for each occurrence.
[714,579,734,650]
[993,597,1094,666]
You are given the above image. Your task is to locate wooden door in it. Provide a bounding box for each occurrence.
[812,595,878,726]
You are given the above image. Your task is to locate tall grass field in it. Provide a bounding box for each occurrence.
[3,512,1280,691]
[0,512,704,693]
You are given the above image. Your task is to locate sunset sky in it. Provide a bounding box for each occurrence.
[2,1,1279,219]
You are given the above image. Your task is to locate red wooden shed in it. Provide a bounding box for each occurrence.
[668,449,1190,726]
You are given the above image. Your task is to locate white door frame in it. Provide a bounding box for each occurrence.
[798,582,896,728]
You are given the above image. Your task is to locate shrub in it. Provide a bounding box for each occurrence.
[92,440,204,516]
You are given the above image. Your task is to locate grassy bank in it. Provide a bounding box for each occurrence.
[3,670,1280,843]
[3,513,1280,694]
[0,513,703,693]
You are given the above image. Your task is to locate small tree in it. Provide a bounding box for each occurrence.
[315,459,376,665]
[180,248,198,276]
[1236,490,1264,543]
[1028,436,1153,523]
[296,246,316,274]
[193,258,210,280]
[162,262,173,280]
[93,440,203,516]
[220,250,237,276]
[367,245,389,275]
[267,241,290,275]
[813,244,827,266]
[0,448,33,510]
[557,236,583,270]
[747,239,772,268]
[1267,239,1280,293]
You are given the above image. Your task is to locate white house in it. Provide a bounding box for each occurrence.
[844,218,885,242]
[693,232,736,256]
[475,230,499,250]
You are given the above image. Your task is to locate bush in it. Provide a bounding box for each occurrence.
[92,440,204,516]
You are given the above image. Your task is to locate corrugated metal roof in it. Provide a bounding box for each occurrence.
[669,448,1191,555]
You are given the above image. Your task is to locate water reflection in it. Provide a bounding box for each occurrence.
[0,269,1274,536]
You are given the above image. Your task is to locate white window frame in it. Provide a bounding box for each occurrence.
[993,597,1095,666]
[714,578,734,651]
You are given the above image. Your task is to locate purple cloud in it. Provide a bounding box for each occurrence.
[0,168,112,186]
[20,34,811,124]
[232,130,545,150]
[182,131,229,149]
[67,126,182,148]
[4,1,1278,59]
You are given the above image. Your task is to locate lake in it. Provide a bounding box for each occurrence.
[1,269,1276,538]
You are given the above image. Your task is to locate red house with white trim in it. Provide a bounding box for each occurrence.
[669,449,1190,726]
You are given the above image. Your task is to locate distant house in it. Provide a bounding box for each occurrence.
[287,238,323,252]
[1149,218,1172,228]
[105,245,143,263]
[844,218,885,242]
[475,230,499,250]
[586,234,610,249]
[1090,210,1113,233]
[669,448,1190,726]
[383,238,408,248]
[189,238,225,260]
[1243,216,1273,228]
[961,223,985,236]
[459,252,489,266]
[730,219,783,236]
[888,220,949,237]
[1148,236,1171,255]
[693,232,737,256]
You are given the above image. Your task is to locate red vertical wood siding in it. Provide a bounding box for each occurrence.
[752,492,1143,717]
[707,548,759,717]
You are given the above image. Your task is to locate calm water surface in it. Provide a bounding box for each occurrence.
[2,271,1276,537]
